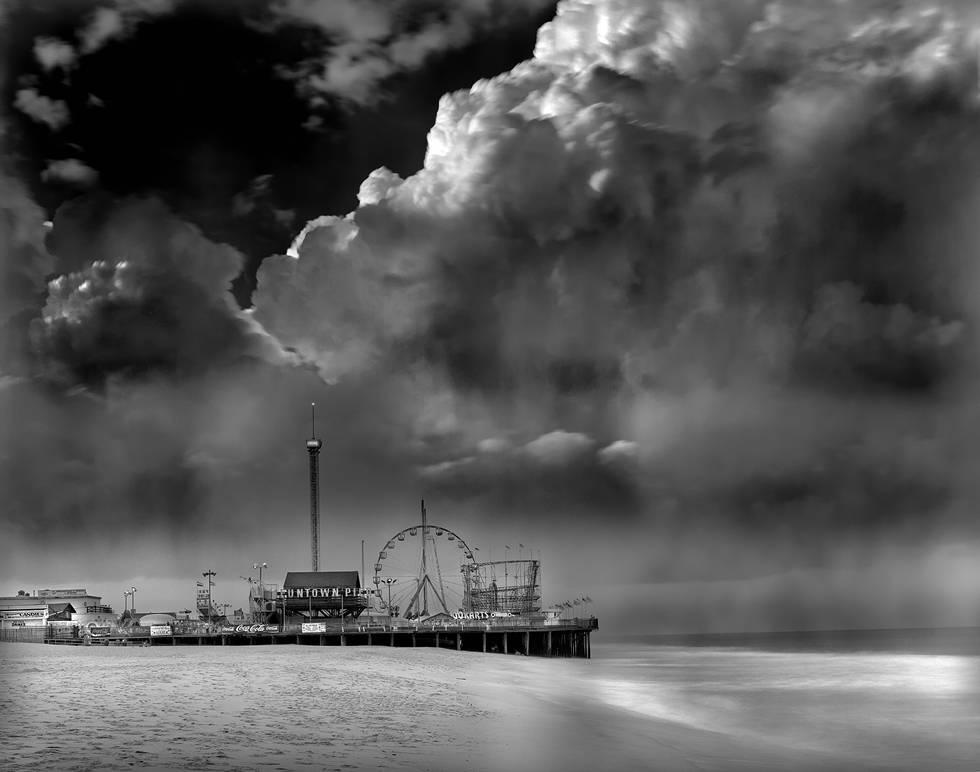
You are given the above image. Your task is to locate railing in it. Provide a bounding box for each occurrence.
[10,616,598,645]
[409,617,598,631]
[281,617,598,634]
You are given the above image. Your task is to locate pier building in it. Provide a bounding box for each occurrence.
[0,588,115,642]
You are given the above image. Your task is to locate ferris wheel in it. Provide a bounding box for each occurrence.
[373,500,478,619]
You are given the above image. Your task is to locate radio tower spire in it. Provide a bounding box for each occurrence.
[307,402,323,572]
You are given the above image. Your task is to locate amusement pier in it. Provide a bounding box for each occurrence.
[1,404,598,658]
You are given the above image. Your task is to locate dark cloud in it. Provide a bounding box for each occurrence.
[0,173,53,377]
[251,0,980,564]
[0,0,556,304]
[417,431,640,517]
[0,2,553,586]
[28,195,291,388]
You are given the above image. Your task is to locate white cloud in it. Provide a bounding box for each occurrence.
[598,440,638,466]
[274,0,555,104]
[71,1,179,58]
[522,430,595,466]
[14,88,70,130]
[80,7,125,54]
[41,159,99,187]
[476,437,512,454]
[34,38,77,71]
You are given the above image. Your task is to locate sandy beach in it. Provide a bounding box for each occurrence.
[1,640,927,772]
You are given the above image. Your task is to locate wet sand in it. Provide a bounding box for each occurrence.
[0,642,883,771]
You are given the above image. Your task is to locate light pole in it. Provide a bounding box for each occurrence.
[202,570,216,625]
[381,578,397,623]
[123,589,133,625]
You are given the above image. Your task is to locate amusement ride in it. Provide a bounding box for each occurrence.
[372,500,542,619]
[373,500,477,618]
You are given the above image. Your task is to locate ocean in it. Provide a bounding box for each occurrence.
[591,627,980,770]
[1,627,978,771]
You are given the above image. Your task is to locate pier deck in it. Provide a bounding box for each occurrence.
[41,618,598,658]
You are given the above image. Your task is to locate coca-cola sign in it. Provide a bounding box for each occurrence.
[220,624,280,634]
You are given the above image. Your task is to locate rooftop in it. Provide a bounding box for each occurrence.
[283,571,360,589]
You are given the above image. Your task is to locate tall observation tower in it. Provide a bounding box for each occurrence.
[307,402,323,572]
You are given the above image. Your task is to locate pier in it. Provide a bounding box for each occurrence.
[39,617,598,658]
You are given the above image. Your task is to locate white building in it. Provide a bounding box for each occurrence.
[0,588,114,632]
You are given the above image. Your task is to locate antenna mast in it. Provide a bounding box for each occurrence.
[306,402,323,572]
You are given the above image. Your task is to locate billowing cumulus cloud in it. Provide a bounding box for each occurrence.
[253,0,980,582]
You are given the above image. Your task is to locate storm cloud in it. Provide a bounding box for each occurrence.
[252,0,980,571]
[4,0,980,630]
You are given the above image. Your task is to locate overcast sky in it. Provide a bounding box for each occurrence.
[3,0,980,634]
